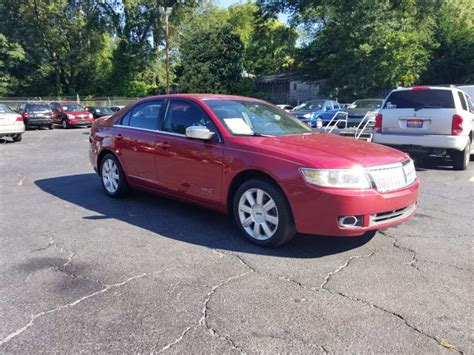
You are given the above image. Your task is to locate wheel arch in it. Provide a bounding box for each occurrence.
[226,169,293,217]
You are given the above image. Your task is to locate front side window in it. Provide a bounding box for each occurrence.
[162,100,216,136]
[122,100,163,130]
[384,90,455,109]
[206,99,312,137]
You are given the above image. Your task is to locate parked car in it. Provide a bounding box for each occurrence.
[110,105,125,112]
[276,104,293,112]
[346,99,383,126]
[89,94,419,247]
[86,106,114,119]
[291,99,346,127]
[373,86,473,170]
[50,102,94,128]
[0,104,25,142]
[17,102,53,130]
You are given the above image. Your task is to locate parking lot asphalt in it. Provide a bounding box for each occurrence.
[0,128,473,354]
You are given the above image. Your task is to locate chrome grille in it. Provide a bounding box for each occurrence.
[365,160,416,193]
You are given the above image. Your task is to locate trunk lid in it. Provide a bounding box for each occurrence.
[0,113,21,125]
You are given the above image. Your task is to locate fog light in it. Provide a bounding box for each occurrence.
[338,215,363,228]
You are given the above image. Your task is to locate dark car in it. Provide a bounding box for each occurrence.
[346,99,383,126]
[87,106,114,119]
[17,102,53,130]
[50,102,94,129]
[110,105,125,112]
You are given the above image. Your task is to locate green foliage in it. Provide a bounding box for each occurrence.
[178,24,244,93]
[422,0,474,84]
[0,34,25,96]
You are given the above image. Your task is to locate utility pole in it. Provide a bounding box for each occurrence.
[159,6,173,94]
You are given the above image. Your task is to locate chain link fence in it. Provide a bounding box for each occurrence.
[0,96,138,110]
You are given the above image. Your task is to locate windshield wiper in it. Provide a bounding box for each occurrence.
[414,105,442,111]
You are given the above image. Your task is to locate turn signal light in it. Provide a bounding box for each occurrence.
[375,113,383,133]
[16,116,23,121]
[451,114,463,135]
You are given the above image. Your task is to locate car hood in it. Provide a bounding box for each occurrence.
[245,133,407,168]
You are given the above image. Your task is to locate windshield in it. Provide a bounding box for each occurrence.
[349,100,383,109]
[63,104,85,112]
[28,104,50,111]
[0,105,14,113]
[206,99,312,136]
[293,100,325,111]
[384,90,455,109]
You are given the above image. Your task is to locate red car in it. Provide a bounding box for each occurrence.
[50,102,94,128]
[89,94,419,247]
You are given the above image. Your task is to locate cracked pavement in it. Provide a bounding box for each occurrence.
[1,129,473,353]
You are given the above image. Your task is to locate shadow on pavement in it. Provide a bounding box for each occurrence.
[35,173,374,259]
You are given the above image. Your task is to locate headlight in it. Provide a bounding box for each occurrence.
[88,114,93,119]
[402,159,416,185]
[300,167,371,189]
[67,114,75,119]
[303,113,312,119]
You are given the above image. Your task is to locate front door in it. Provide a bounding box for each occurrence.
[113,100,164,189]
[154,99,224,205]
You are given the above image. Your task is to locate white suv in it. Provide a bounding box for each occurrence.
[373,86,473,170]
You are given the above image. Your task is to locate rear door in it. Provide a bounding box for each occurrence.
[381,88,456,135]
[113,100,164,189]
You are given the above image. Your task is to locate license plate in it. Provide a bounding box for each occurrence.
[407,119,423,128]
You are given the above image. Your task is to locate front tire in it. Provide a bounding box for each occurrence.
[233,179,296,247]
[12,134,22,142]
[452,138,471,170]
[100,154,128,197]
[61,119,69,129]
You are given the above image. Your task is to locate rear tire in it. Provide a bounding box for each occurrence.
[12,134,22,142]
[48,124,54,130]
[452,138,471,170]
[233,179,296,247]
[99,154,129,197]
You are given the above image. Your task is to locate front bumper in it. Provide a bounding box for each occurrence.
[373,133,469,152]
[69,118,93,126]
[282,179,419,236]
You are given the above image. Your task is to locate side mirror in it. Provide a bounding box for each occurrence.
[186,126,215,140]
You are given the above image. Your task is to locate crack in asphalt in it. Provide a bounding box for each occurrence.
[320,249,463,354]
[0,273,149,347]
[157,264,251,354]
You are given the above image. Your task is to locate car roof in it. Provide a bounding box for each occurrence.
[140,94,264,102]
[391,86,458,92]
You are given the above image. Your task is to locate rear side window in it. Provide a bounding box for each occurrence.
[384,90,455,109]
[457,92,468,111]
[121,100,163,130]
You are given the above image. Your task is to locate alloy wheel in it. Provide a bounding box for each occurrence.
[102,158,120,193]
[238,188,279,241]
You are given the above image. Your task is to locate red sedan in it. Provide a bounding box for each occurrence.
[89,94,419,247]
[51,102,94,128]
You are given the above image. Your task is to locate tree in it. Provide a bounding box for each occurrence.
[178,24,243,93]
[0,34,25,96]
[423,0,474,84]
